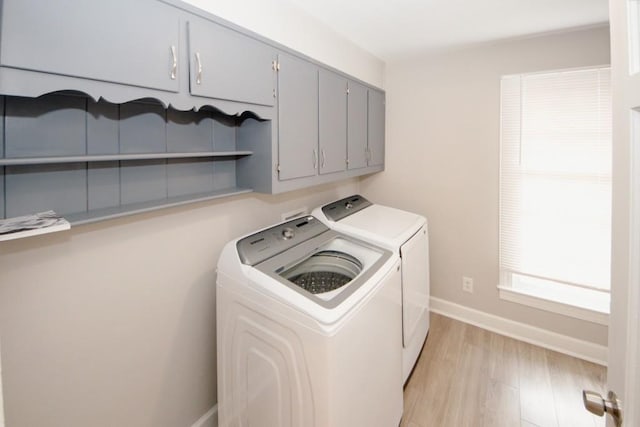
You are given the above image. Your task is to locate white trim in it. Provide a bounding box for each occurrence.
[502,63,611,79]
[430,297,608,366]
[191,405,217,427]
[497,285,609,326]
[623,87,640,427]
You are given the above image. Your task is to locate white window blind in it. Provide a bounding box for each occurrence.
[499,67,612,294]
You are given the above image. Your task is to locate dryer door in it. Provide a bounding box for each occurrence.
[400,226,430,346]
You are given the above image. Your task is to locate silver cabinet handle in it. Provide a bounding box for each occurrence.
[170,45,177,80]
[321,149,326,168]
[312,149,317,169]
[195,52,203,85]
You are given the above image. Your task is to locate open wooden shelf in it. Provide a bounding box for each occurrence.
[0,151,253,166]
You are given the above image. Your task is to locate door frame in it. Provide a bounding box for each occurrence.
[608,0,640,425]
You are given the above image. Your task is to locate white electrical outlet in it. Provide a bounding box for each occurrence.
[462,276,474,293]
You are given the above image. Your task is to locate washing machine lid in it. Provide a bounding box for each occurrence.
[317,195,426,250]
[237,216,394,310]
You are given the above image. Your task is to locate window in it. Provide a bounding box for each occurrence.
[499,67,611,323]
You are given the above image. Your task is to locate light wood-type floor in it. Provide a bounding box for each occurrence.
[401,313,607,427]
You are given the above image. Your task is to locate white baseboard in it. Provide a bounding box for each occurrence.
[191,405,217,427]
[430,297,608,366]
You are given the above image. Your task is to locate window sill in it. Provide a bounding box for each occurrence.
[497,284,609,326]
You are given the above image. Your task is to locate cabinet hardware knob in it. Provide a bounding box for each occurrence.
[312,149,317,169]
[583,390,623,427]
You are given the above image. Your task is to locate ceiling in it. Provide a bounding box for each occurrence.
[283,0,609,61]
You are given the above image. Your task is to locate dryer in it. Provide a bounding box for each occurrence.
[216,216,403,427]
[312,195,430,383]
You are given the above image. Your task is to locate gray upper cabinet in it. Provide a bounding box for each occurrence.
[187,19,276,106]
[0,0,385,215]
[319,70,347,175]
[277,53,319,181]
[0,0,180,93]
[368,89,386,167]
[347,81,368,170]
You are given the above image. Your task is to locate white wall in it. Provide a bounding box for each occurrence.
[0,2,384,426]
[361,26,611,346]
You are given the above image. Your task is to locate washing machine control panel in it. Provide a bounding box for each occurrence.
[321,195,372,221]
[237,216,329,265]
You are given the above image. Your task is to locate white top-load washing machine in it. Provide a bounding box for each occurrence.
[216,215,403,427]
[313,195,430,383]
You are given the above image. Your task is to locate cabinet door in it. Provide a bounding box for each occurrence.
[188,20,275,106]
[277,54,318,181]
[347,81,368,170]
[0,0,180,93]
[367,89,386,167]
[319,70,347,175]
